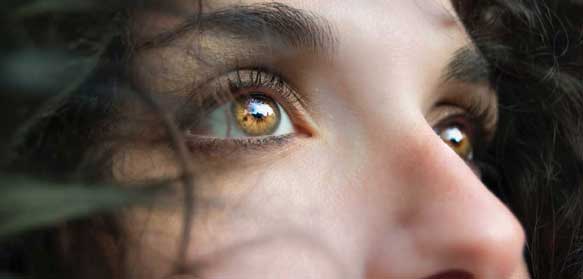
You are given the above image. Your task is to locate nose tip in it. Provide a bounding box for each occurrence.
[364,127,527,279]
[450,210,526,278]
[411,169,527,277]
[395,134,527,278]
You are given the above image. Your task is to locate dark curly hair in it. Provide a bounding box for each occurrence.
[1,0,583,278]
[455,1,583,278]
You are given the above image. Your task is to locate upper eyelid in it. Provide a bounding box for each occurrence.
[226,68,287,93]
[180,68,294,108]
[214,68,306,112]
[176,68,306,129]
[432,80,498,138]
[430,104,491,150]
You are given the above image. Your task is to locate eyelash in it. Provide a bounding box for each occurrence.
[226,67,302,107]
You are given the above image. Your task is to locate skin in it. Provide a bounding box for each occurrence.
[113,0,530,278]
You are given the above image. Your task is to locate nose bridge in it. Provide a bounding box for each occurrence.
[328,20,525,277]
[367,128,526,278]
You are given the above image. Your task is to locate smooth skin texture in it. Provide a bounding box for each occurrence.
[115,0,530,278]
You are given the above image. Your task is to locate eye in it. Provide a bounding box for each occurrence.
[202,93,295,138]
[434,118,476,161]
[438,125,473,160]
[184,69,303,144]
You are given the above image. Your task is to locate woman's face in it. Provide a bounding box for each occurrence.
[117,0,529,278]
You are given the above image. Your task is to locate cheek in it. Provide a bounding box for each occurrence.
[120,139,378,278]
[188,142,373,260]
[111,144,181,183]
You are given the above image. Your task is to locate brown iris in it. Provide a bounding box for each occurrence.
[231,94,281,136]
[439,126,473,160]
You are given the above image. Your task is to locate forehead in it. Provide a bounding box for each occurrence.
[133,0,465,44]
[164,0,456,16]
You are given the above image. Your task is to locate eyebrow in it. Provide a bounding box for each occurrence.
[137,3,338,53]
[442,46,490,84]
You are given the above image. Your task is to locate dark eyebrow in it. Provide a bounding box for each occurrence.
[137,3,338,53]
[442,46,490,84]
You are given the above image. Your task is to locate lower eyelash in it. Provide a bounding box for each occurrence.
[185,134,295,156]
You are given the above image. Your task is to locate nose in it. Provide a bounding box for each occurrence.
[366,126,526,279]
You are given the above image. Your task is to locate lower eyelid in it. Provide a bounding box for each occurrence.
[184,134,296,157]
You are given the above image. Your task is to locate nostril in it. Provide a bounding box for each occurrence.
[424,270,474,279]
